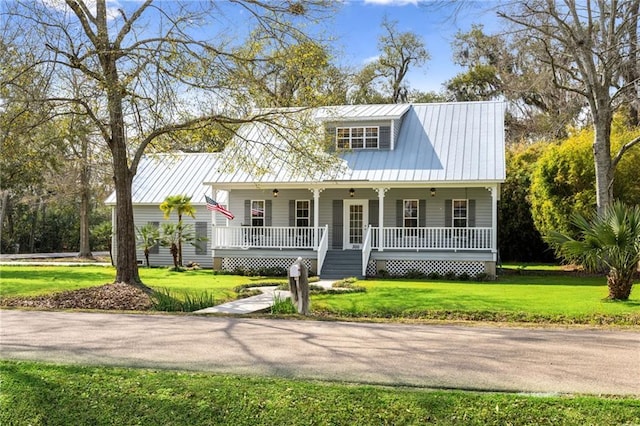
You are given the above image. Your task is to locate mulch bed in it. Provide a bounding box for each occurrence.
[0,283,153,311]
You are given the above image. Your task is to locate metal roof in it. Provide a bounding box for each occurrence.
[207,101,505,186]
[316,103,411,121]
[105,153,224,205]
[106,101,505,204]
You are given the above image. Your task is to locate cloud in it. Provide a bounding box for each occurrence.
[42,0,122,21]
[363,55,380,64]
[363,0,419,6]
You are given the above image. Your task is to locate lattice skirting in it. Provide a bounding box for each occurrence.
[221,257,314,274]
[379,260,485,277]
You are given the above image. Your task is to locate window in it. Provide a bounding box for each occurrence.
[403,199,418,228]
[452,199,468,227]
[365,127,378,148]
[251,200,265,226]
[296,200,310,227]
[336,127,378,149]
[195,222,207,255]
[148,221,159,254]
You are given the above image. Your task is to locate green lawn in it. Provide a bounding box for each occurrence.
[0,265,277,302]
[1,265,638,324]
[2,360,638,426]
[313,275,640,322]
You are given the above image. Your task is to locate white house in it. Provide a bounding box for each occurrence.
[107,101,505,278]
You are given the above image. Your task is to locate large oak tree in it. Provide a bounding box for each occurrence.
[2,0,333,287]
[497,0,640,214]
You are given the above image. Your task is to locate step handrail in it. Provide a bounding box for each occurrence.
[361,225,372,277]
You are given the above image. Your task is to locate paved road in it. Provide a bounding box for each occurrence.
[1,310,638,396]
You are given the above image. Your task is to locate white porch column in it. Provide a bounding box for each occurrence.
[312,188,323,250]
[487,185,499,260]
[375,188,389,251]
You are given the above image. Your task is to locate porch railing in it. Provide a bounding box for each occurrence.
[372,227,493,250]
[362,225,373,276]
[211,226,323,249]
[316,225,329,273]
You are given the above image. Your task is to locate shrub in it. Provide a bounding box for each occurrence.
[474,272,491,282]
[458,272,471,281]
[404,269,425,279]
[257,266,287,277]
[444,270,457,280]
[427,271,442,280]
[377,269,390,278]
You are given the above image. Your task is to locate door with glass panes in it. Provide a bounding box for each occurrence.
[343,199,368,249]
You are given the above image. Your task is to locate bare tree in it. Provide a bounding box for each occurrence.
[2,0,334,287]
[350,18,429,104]
[498,0,640,214]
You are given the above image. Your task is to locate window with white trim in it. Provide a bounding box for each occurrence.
[336,126,379,149]
[452,199,468,228]
[403,199,418,228]
[295,200,310,227]
[251,200,265,226]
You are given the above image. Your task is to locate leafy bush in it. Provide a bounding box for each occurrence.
[474,272,491,282]
[404,269,426,279]
[427,271,442,280]
[458,272,471,281]
[444,270,457,280]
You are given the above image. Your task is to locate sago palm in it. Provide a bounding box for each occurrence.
[159,195,196,266]
[136,224,159,267]
[546,201,640,300]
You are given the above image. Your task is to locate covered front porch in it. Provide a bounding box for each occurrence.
[212,221,497,280]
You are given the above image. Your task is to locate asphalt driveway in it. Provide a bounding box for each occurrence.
[1,310,638,396]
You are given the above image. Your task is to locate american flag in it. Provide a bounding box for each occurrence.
[205,195,235,220]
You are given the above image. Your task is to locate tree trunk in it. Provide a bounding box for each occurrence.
[0,190,9,246]
[113,160,143,285]
[607,270,633,300]
[592,106,614,216]
[177,215,183,267]
[78,150,93,258]
[170,243,179,269]
[96,0,146,290]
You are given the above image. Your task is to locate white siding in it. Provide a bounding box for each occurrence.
[229,187,494,249]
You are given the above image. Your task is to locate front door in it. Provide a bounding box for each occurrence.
[343,199,368,249]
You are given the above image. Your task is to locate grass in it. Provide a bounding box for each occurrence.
[311,275,640,324]
[1,265,638,324]
[1,360,638,426]
[0,265,267,302]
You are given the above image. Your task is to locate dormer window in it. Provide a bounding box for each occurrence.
[336,126,379,149]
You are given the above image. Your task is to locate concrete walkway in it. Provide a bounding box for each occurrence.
[195,280,335,314]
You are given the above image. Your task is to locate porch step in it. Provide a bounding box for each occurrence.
[320,250,363,280]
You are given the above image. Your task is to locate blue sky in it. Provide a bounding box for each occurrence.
[326,1,503,93]
[41,0,502,94]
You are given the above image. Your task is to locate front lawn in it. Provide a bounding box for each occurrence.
[2,360,638,426]
[0,265,272,302]
[312,275,640,324]
[1,265,638,324]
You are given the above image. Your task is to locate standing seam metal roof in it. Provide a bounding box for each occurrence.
[207,101,505,185]
[107,101,505,204]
